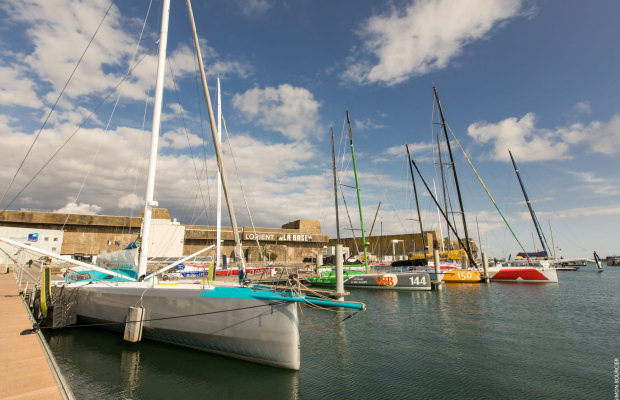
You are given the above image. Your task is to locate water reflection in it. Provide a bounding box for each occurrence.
[120,350,140,399]
[44,266,620,399]
[45,327,300,400]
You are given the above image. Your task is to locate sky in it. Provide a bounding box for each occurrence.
[0,0,619,259]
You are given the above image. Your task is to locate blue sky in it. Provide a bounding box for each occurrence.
[0,0,618,258]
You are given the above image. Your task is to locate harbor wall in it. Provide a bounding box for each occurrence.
[328,230,478,261]
[0,210,328,265]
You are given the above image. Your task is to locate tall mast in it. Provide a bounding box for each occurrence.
[436,131,451,248]
[508,149,551,257]
[346,110,369,273]
[187,0,246,272]
[138,0,170,278]
[216,76,222,269]
[433,86,474,263]
[432,179,445,251]
[331,128,341,243]
[410,156,476,267]
[406,144,425,254]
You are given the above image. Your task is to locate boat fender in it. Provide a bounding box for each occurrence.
[40,268,52,319]
[124,306,145,342]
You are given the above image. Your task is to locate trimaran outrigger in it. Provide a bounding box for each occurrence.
[0,0,365,370]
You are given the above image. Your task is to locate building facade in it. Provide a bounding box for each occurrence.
[0,209,328,266]
[328,230,478,261]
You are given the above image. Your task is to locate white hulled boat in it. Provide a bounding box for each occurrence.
[0,0,365,370]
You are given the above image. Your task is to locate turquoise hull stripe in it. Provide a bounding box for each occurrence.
[199,287,263,299]
[199,287,366,310]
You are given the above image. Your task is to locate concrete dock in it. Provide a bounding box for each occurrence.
[0,271,67,400]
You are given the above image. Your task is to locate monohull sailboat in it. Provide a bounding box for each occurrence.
[484,149,602,280]
[308,111,431,291]
[411,87,559,283]
[406,87,483,283]
[0,0,365,370]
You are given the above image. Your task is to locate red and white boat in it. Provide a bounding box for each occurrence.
[487,260,558,283]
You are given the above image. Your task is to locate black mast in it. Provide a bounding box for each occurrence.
[508,149,551,256]
[406,144,426,256]
[433,86,474,263]
[409,156,477,267]
[436,130,453,248]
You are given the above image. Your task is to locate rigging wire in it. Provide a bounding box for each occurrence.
[167,59,211,223]
[0,0,117,211]
[337,116,359,256]
[60,0,156,234]
[221,115,265,263]
[445,123,530,258]
[0,47,156,214]
[186,41,215,227]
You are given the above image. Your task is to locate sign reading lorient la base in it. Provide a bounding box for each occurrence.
[243,232,313,242]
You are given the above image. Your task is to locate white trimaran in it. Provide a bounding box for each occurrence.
[0,0,364,370]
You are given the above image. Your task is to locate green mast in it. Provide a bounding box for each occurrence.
[346,110,369,273]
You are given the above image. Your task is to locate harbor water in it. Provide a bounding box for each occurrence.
[44,264,619,399]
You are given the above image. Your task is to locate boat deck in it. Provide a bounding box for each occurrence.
[169,271,349,298]
[0,271,65,400]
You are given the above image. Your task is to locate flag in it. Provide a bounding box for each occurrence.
[114,241,120,246]
[107,240,112,245]
[27,233,38,242]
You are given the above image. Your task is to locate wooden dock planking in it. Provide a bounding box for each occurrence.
[0,272,64,400]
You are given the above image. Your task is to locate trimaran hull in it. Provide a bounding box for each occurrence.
[55,283,300,370]
[309,271,432,291]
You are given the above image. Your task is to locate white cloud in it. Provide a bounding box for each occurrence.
[0,65,44,108]
[161,129,203,150]
[54,201,102,215]
[565,170,620,196]
[467,112,571,161]
[513,196,554,208]
[343,0,524,85]
[223,134,317,179]
[467,112,620,161]
[232,84,321,141]
[235,0,274,17]
[404,142,434,155]
[572,171,605,185]
[571,101,591,115]
[543,204,620,219]
[6,0,139,101]
[118,193,142,209]
[373,142,434,163]
[354,118,385,131]
[0,0,250,114]
[0,115,18,132]
[557,114,620,156]
[165,43,251,82]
